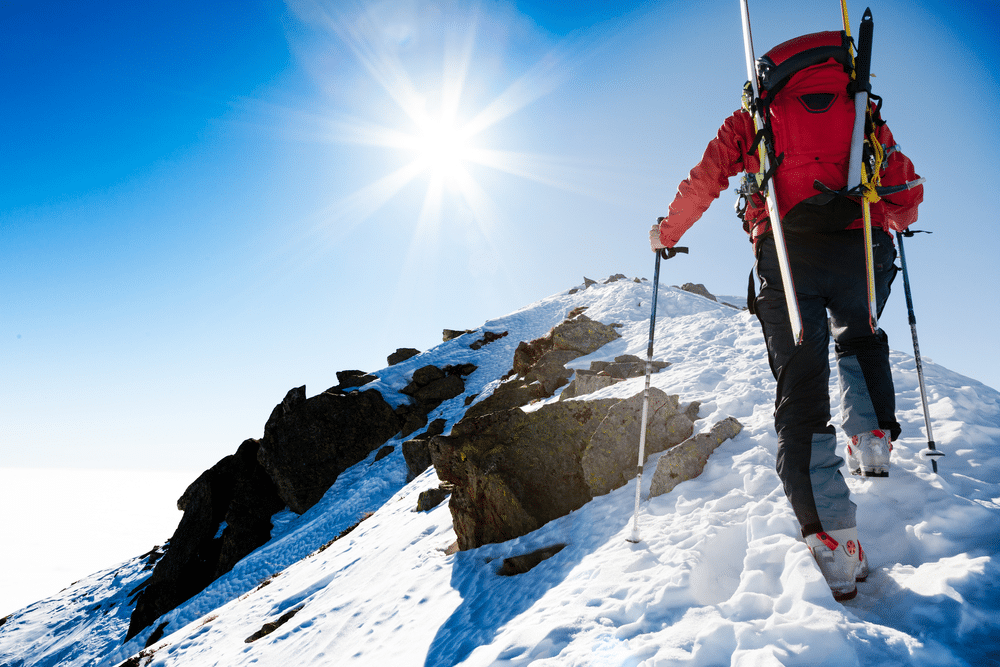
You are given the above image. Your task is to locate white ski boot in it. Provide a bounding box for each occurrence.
[847,429,892,477]
[806,527,868,601]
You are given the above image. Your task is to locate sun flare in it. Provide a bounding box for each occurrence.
[291,0,589,266]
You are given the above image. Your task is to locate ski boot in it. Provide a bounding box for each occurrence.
[847,429,892,477]
[806,527,868,601]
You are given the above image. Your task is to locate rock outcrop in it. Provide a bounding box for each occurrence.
[395,364,477,437]
[429,387,701,551]
[387,348,421,366]
[257,386,402,514]
[679,282,717,301]
[126,439,284,641]
[402,419,447,481]
[464,310,622,420]
[559,354,670,401]
[127,381,406,640]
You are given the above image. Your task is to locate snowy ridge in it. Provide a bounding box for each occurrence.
[1,278,998,667]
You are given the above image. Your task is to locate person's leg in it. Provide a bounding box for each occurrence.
[755,236,856,537]
[829,229,901,475]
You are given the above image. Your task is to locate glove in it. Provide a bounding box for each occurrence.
[649,223,668,252]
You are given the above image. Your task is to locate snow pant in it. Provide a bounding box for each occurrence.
[753,228,899,537]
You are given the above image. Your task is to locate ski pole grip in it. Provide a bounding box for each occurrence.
[660,247,689,260]
[654,217,689,260]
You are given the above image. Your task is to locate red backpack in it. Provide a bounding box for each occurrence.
[751,31,871,230]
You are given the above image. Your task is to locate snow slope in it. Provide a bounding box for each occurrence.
[1,277,998,667]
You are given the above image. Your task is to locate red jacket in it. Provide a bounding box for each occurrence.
[658,108,923,251]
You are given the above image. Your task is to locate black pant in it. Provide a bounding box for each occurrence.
[754,228,899,536]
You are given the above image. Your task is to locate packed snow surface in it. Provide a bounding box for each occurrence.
[1,278,998,667]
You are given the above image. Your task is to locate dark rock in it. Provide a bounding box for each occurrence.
[551,314,621,355]
[443,329,475,341]
[371,445,394,464]
[416,486,451,512]
[413,365,446,386]
[335,370,376,389]
[126,438,284,641]
[396,404,428,439]
[559,356,671,401]
[497,544,567,576]
[414,374,465,407]
[470,331,508,350]
[603,274,628,284]
[467,314,622,419]
[388,348,421,366]
[257,386,401,514]
[649,417,744,498]
[244,605,304,644]
[445,363,478,377]
[402,419,447,481]
[525,349,578,395]
[215,440,287,578]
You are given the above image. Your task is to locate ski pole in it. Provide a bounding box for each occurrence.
[896,229,943,473]
[629,223,687,544]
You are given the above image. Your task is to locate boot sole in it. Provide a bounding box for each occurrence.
[849,466,888,478]
[833,587,858,602]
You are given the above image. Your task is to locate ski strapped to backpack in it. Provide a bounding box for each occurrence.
[844,6,880,333]
[739,0,803,345]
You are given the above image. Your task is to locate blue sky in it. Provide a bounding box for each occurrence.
[3,0,998,471]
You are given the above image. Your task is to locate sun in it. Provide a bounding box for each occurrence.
[408,114,476,183]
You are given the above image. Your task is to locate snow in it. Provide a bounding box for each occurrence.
[1,277,998,667]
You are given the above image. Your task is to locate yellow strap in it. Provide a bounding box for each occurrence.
[841,0,853,41]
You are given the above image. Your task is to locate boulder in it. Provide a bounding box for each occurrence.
[257,386,401,514]
[402,419,447,481]
[395,404,428,439]
[558,371,619,400]
[469,331,508,350]
[649,417,744,498]
[443,329,475,341]
[397,365,474,437]
[332,370,377,391]
[415,486,451,512]
[430,388,699,551]
[680,283,717,302]
[496,544,567,576]
[387,348,421,366]
[430,399,619,550]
